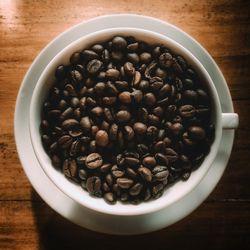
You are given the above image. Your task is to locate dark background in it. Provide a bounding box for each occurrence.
[0,1,249,249]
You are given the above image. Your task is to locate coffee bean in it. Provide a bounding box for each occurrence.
[155,68,167,79]
[140,52,152,64]
[150,77,164,91]
[102,96,117,105]
[111,51,123,61]
[144,93,156,106]
[179,105,196,118]
[127,53,139,64]
[123,126,135,141]
[142,156,156,168]
[96,130,109,147]
[51,155,61,168]
[137,144,149,156]
[70,70,82,83]
[188,126,206,140]
[86,176,102,196]
[165,148,179,162]
[125,157,140,166]
[80,116,91,131]
[132,122,147,135]
[159,52,173,68]
[62,119,79,130]
[138,107,148,123]
[129,183,143,196]
[58,135,73,149]
[94,82,106,95]
[117,178,134,189]
[138,167,152,182]
[131,90,143,103]
[69,140,81,157]
[85,153,103,169]
[124,62,135,76]
[55,65,66,79]
[119,91,131,104]
[104,192,116,204]
[63,159,77,179]
[132,71,141,86]
[87,59,103,74]
[126,167,138,179]
[116,110,131,123]
[106,69,120,80]
[112,169,125,178]
[109,123,118,141]
[155,153,169,166]
[152,183,164,196]
[139,80,149,91]
[112,36,127,50]
[91,106,103,117]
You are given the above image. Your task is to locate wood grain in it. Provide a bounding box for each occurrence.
[0,0,249,249]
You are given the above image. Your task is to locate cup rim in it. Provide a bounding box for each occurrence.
[29,27,223,216]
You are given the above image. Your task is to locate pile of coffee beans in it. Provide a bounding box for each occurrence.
[40,35,214,204]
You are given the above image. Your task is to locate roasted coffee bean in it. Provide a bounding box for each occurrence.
[133,122,147,134]
[144,93,156,106]
[140,52,152,64]
[155,153,169,165]
[58,135,73,149]
[80,116,91,131]
[85,153,103,169]
[188,126,206,140]
[126,167,138,179]
[78,169,87,181]
[124,62,135,76]
[124,126,135,141]
[69,140,81,157]
[87,59,103,74]
[62,119,79,130]
[96,130,109,147]
[125,157,140,166]
[117,178,134,189]
[104,192,116,204]
[179,105,196,118]
[41,35,214,204]
[129,183,143,196]
[109,123,118,141]
[76,156,86,166]
[102,96,117,105]
[132,71,141,86]
[55,65,66,79]
[112,169,125,178]
[139,80,149,91]
[106,69,120,80]
[112,36,127,50]
[138,167,152,182]
[137,144,149,156]
[82,49,98,61]
[127,53,139,64]
[51,155,61,168]
[131,90,143,103]
[63,159,77,179]
[119,91,132,104]
[116,110,131,123]
[165,148,179,162]
[111,50,123,61]
[86,176,102,196]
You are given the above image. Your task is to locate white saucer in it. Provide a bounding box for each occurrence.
[14,14,235,235]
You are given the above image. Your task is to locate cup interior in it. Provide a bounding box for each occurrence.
[29,27,222,216]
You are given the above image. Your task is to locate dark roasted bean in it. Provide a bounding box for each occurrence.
[95,130,109,147]
[129,183,143,196]
[138,167,152,182]
[86,176,102,196]
[63,159,77,179]
[117,178,134,189]
[85,153,103,169]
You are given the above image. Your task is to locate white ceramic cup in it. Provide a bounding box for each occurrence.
[29,28,238,216]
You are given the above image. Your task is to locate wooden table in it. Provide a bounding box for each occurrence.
[0,1,249,249]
